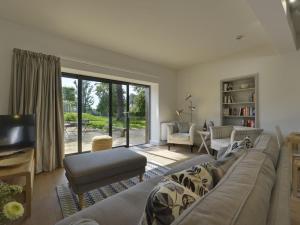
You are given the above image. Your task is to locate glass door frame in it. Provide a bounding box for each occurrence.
[62,72,151,154]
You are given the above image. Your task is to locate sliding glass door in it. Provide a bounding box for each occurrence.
[112,83,128,147]
[62,73,150,154]
[62,77,79,154]
[129,84,150,146]
[81,80,110,152]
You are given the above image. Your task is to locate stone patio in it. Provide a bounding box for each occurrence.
[64,127,146,154]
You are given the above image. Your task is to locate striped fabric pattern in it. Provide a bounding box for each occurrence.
[56,161,170,218]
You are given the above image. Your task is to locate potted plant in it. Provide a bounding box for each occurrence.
[0,182,24,223]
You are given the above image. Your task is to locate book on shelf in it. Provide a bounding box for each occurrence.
[223,106,255,117]
[243,119,255,127]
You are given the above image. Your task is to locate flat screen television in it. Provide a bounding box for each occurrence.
[0,115,36,156]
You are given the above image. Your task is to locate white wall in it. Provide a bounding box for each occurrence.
[0,19,177,143]
[177,48,300,135]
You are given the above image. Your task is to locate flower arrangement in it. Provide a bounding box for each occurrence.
[0,183,24,223]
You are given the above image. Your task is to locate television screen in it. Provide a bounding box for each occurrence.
[0,115,36,151]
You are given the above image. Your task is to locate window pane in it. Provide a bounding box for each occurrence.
[129,85,149,146]
[81,80,109,152]
[62,77,78,154]
[112,83,127,147]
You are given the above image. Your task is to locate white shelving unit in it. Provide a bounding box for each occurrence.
[220,74,258,127]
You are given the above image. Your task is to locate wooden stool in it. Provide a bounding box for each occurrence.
[91,135,112,152]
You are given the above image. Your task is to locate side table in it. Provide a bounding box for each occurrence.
[197,130,211,155]
[0,149,34,218]
[287,132,300,197]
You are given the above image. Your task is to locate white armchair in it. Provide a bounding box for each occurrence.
[167,122,196,152]
[210,126,263,152]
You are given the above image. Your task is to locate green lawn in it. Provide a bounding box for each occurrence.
[64,113,146,129]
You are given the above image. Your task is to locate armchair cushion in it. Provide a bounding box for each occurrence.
[176,122,190,133]
[169,133,190,143]
[167,123,195,146]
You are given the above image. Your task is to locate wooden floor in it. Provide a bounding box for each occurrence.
[19,144,300,225]
[20,145,199,225]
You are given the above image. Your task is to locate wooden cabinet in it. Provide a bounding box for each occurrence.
[287,133,300,198]
[0,149,34,218]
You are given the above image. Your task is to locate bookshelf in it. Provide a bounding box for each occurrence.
[220,74,258,127]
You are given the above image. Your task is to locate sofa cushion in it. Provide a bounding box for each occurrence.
[139,179,199,225]
[169,164,213,196]
[253,134,280,168]
[165,154,214,175]
[267,145,291,225]
[210,151,244,184]
[169,133,190,142]
[171,151,276,225]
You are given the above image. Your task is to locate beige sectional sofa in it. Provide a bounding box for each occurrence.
[55,134,291,225]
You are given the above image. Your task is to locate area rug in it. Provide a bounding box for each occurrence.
[56,161,170,218]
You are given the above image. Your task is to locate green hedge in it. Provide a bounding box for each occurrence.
[64,112,145,129]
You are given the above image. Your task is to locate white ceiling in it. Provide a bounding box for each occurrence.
[0,0,273,69]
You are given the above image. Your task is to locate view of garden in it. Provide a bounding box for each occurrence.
[62,77,148,154]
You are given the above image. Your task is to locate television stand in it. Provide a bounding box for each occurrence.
[0,149,34,218]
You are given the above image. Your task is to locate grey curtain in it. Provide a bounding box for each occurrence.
[9,48,64,173]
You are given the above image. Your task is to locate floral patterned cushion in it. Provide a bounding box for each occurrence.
[168,164,214,196]
[139,179,199,225]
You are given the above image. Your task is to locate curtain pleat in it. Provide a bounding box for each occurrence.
[9,48,64,173]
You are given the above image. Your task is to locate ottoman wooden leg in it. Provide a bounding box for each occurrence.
[139,173,144,182]
[78,193,85,209]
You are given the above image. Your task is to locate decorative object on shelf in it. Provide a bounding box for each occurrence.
[0,183,24,223]
[221,74,258,127]
[240,83,249,89]
[203,120,208,131]
[185,94,196,123]
[175,109,184,121]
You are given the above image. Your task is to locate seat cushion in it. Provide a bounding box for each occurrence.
[169,133,190,142]
[64,148,147,185]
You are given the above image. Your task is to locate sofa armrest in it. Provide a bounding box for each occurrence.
[210,126,233,140]
[189,123,196,144]
[167,124,176,136]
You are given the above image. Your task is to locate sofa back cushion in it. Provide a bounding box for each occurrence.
[171,151,276,225]
[254,134,280,168]
[267,145,291,225]
[176,122,190,133]
[231,128,263,142]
